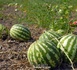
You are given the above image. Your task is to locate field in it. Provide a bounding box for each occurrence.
[0,0,77,70]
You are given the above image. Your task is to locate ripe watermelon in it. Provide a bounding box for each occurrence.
[27,40,61,69]
[39,29,61,44]
[57,34,77,63]
[10,24,31,41]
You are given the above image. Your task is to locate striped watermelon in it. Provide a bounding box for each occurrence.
[10,24,31,41]
[57,34,77,63]
[27,40,61,69]
[39,29,61,44]
[0,24,8,39]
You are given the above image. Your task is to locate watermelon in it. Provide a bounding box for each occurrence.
[27,40,61,69]
[0,24,8,39]
[57,34,77,63]
[39,29,61,44]
[10,24,31,41]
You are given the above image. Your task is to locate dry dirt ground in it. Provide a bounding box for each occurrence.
[0,5,77,70]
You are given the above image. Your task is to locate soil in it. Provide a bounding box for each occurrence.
[0,5,77,70]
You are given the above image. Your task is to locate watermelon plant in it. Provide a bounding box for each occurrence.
[0,24,8,40]
[10,24,31,41]
[27,40,61,69]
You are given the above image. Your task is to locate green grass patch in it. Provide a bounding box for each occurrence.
[20,0,77,33]
[0,0,77,31]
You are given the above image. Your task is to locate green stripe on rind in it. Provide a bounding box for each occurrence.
[12,26,31,36]
[39,30,61,44]
[27,40,60,68]
[69,37,77,60]
[39,31,60,40]
[10,24,31,41]
[63,36,73,52]
[57,34,77,62]
[31,43,37,65]
[46,30,60,38]
[27,43,35,65]
[44,32,59,44]
[33,43,38,64]
[63,35,77,60]
[28,41,47,65]
[43,41,60,64]
[12,24,30,33]
[41,45,57,67]
[37,43,54,67]
[11,28,31,38]
[11,26,31,37]
[27,41,42,65]
[33,42,46,65]
[57,34,71,48]
[37,41,59,67]
[48,31,60,38]
[10,30,29,41]
[35,41,47,65]
[46,41,60,60]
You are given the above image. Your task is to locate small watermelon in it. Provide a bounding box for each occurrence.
[10,24,31,41]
